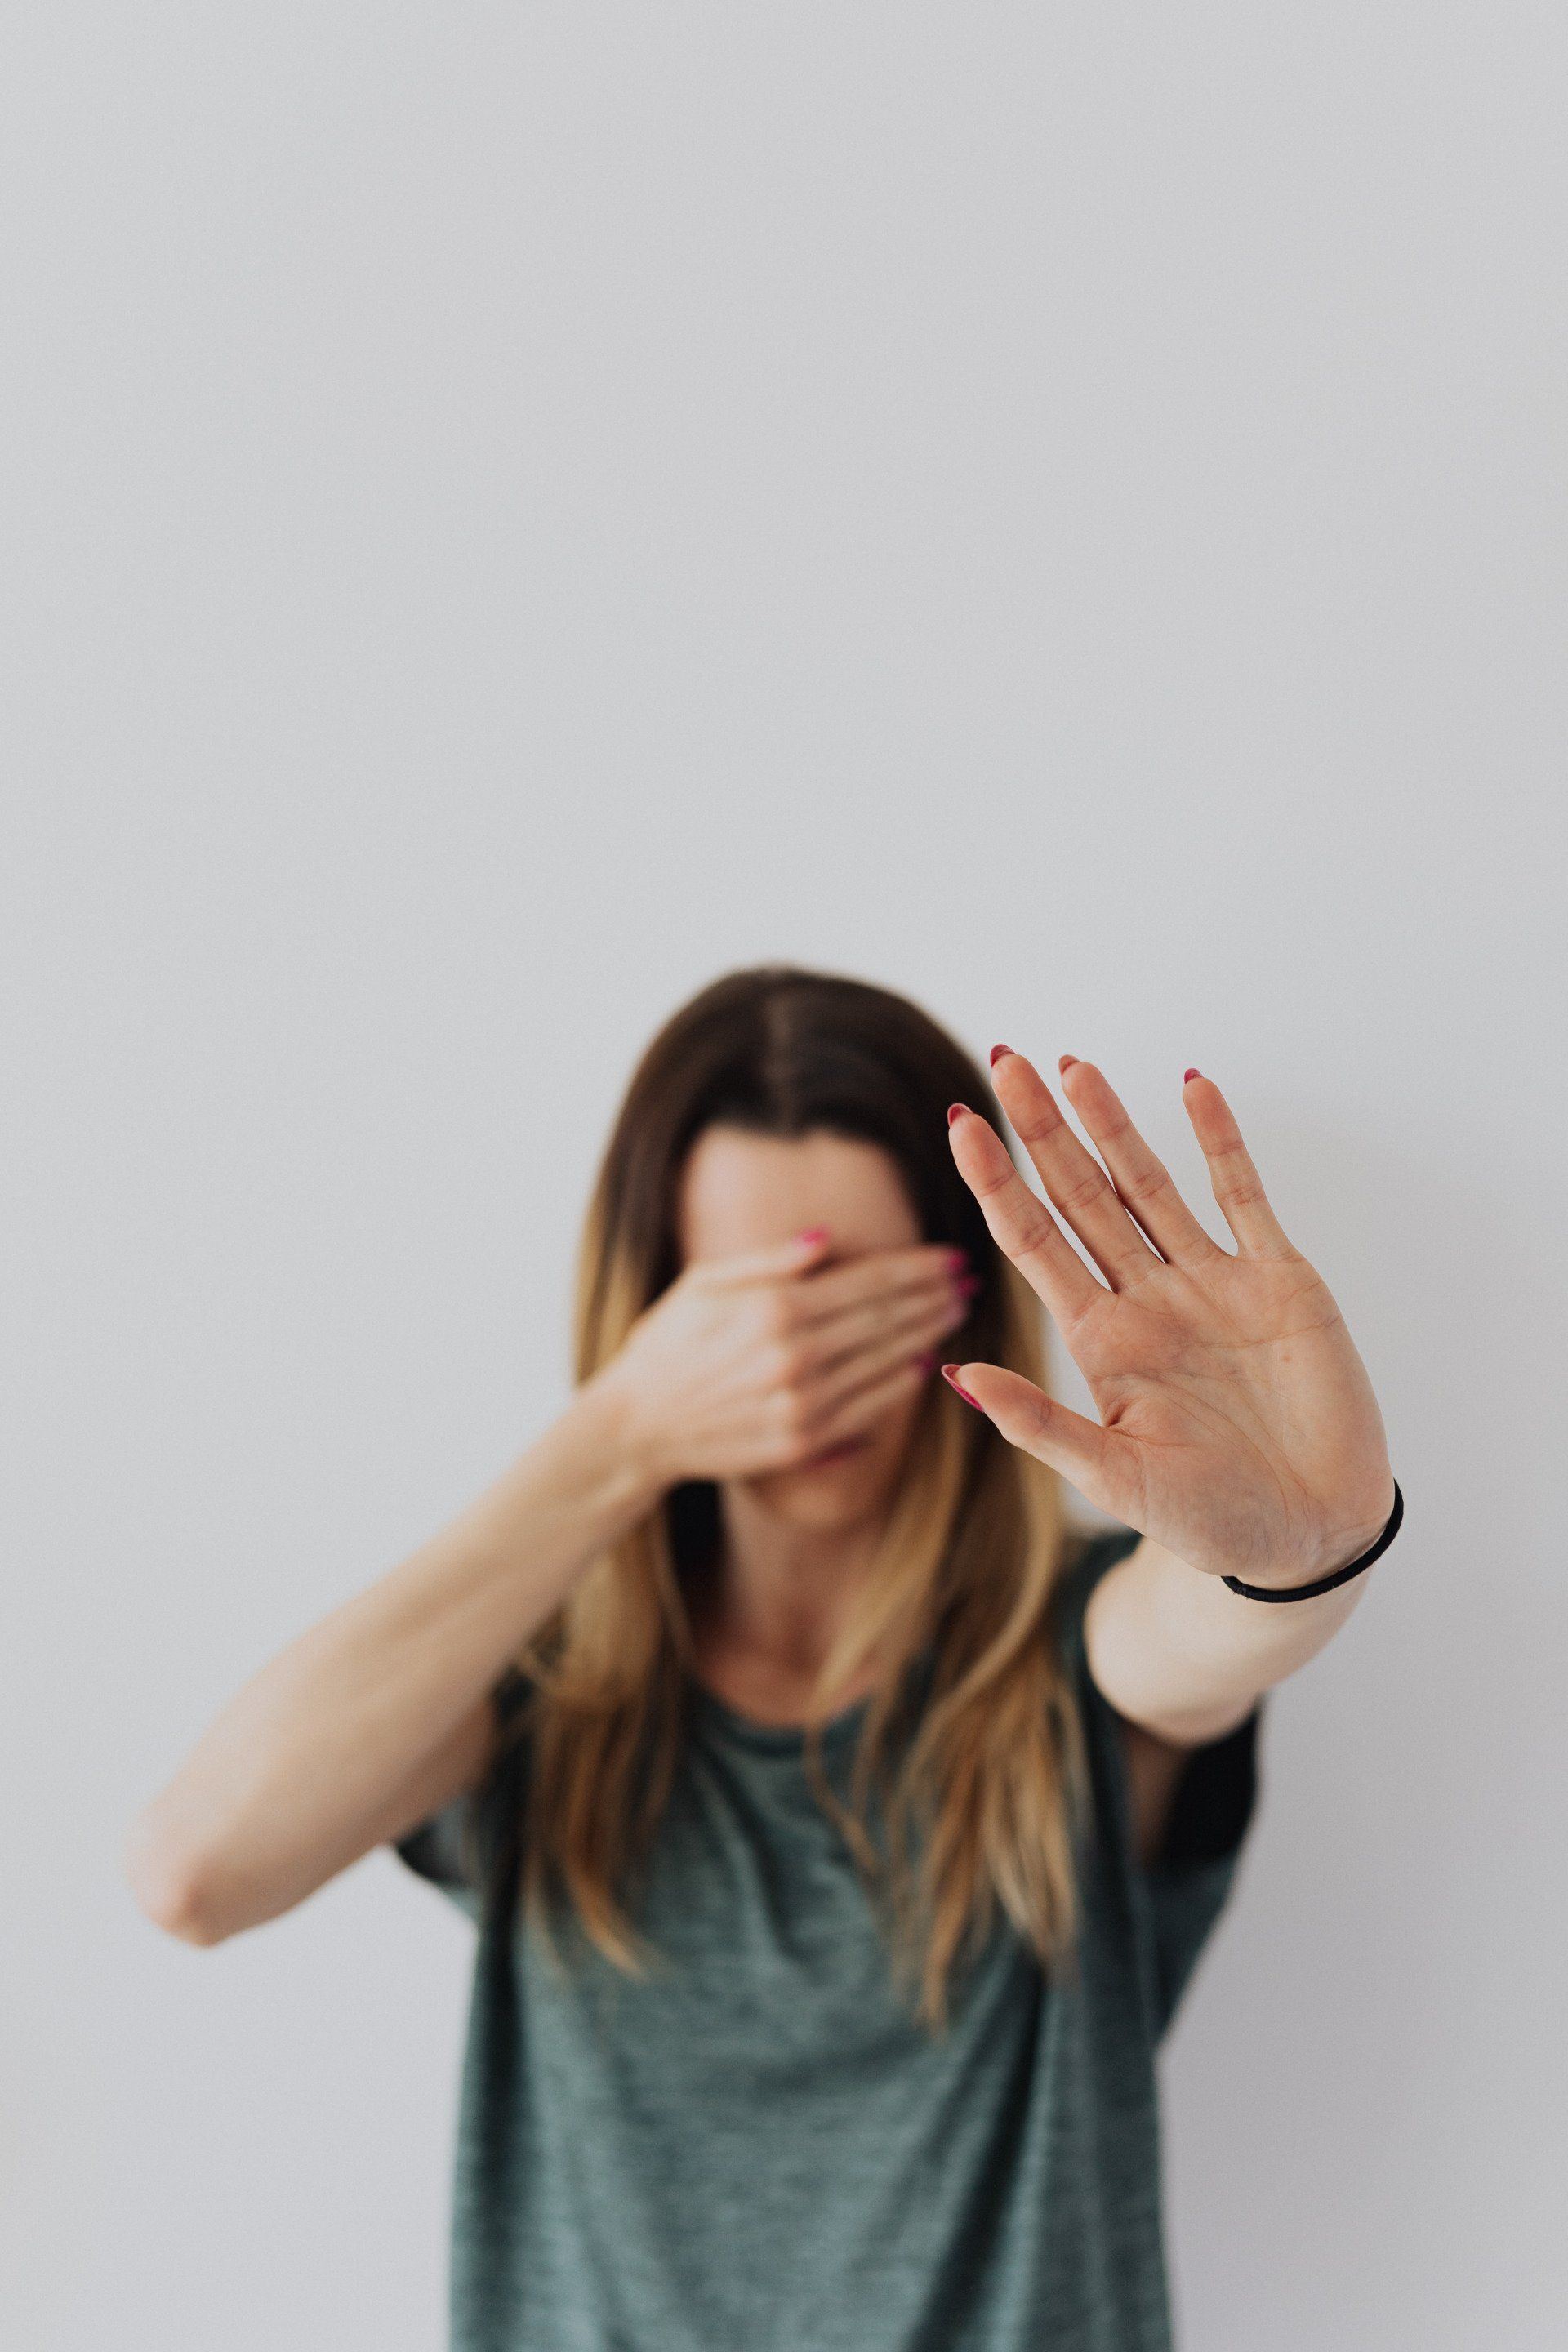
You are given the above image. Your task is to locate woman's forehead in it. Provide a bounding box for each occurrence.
[676,1125,921,1258]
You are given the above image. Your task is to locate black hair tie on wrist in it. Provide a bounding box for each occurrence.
[1221,1481,1403,1602]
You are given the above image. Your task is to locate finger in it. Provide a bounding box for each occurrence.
[940,1361,1112,1496]
[794,1269,974,1369]
[788,1242,969,1328]
[987,1052,1161,1290]
[697,1227,836,1288]
[1045,1055,1223,1270]
[795,1356,932,1454]
[802,1296,966,1419]
[946,1104,1106,1332]
[1181,1070,1294,1257]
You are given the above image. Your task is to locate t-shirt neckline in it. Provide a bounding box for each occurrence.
[687,1677,878,1757]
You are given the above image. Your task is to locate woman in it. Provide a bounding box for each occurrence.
[124,964,1400,2352]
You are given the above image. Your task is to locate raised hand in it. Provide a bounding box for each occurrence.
[596,1229,973,1488]
[945,1050,1396,1588]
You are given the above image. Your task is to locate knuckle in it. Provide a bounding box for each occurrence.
[755,1294,791,1342]
[777,1391,813,1443]
[969,1156,1016,1203]
[1209,1147,1264,1209]
[1012,1107,1060,1150]
[1058,1167,1107,1216]
[1120,1157,1170,1207]
[1009,1202,1058,1260]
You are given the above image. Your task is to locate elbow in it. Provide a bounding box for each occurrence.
[121,1813,234,1948]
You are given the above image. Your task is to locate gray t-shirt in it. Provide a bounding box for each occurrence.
[394,1524,1263,2351]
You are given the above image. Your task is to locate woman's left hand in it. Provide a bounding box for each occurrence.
[947,1050,1396,1588]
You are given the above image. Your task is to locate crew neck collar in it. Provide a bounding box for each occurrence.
[688,1677,875,1757]
[686,1642,938,1757]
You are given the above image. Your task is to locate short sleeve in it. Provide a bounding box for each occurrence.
[1056,1523,1264,2042]
[392,1664,534,1926]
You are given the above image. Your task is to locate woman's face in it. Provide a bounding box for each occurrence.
[675,1124,934,1534]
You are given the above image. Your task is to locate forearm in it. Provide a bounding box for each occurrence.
[1085,1533,1379,1744]
[123,1374,657,1938]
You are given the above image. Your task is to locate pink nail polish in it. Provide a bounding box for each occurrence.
[1058,1055,1079,1072]
[988,1044,1013,1067]
[947,1102,969,1127]
[955,1272,981,1297]
[795,1226,830,1244]
[941,1365,985,1411]
[914,1350,938,1374]
[944,1245,969,1270]
[1183,1067,1200,1085]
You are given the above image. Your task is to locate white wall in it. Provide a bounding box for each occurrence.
[4,8,1563,2346]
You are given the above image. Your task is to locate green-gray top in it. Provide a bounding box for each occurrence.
[395,1524,1263,2351]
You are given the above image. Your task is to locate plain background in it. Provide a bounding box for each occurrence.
[4,7,1564,2347]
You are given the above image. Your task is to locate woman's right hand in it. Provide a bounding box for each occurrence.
[592,1230,976,1488]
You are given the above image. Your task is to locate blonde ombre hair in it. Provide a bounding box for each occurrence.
[510,966,1092,2034]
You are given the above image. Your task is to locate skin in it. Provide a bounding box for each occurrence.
[669,1126,961,1722]
[120,1135,969,1941]
[947,1049,1396,1782]
[122,1058,1393,1946]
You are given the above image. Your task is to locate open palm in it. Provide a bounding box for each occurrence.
[947,1050,1396,1587]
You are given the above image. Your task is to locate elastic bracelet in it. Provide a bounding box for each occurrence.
[1220,1480,1403,1602]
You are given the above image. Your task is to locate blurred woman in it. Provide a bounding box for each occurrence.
[125,964,1398,2352]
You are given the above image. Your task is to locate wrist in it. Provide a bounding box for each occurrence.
[568,1362,670,1521]
[1219,1477,1400,1594]
[1303,1477,1400,1581]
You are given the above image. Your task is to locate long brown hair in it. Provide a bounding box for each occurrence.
[512,964,1090,2032]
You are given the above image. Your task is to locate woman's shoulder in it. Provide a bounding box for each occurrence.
[1052,1520,1144,1633]
[1066,1517,1144,1566]
[392,1659,537,1913]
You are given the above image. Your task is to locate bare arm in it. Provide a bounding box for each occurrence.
[122,1379,657,1946]
[1095,1533,1374,1865]
[1088,1528,1377,1748]
[945,1046,1398,1852]
[124,1227,966,1947]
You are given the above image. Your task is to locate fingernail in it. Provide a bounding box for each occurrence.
[941,1365,984,1410]
[943,1245,969,1270]
[955,1272,981,1297]
[988,1044,1013,1067]
[795,1226,830,1244]
[1183,1067,1200,1085]
[914,1350,938,1374]
[1058,1055,1079,1072]
[947,1102,969,1126]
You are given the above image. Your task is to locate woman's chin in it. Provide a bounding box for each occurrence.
[752,1438,893,1526]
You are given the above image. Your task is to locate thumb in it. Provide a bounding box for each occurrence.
[942,1362,1111,1497]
